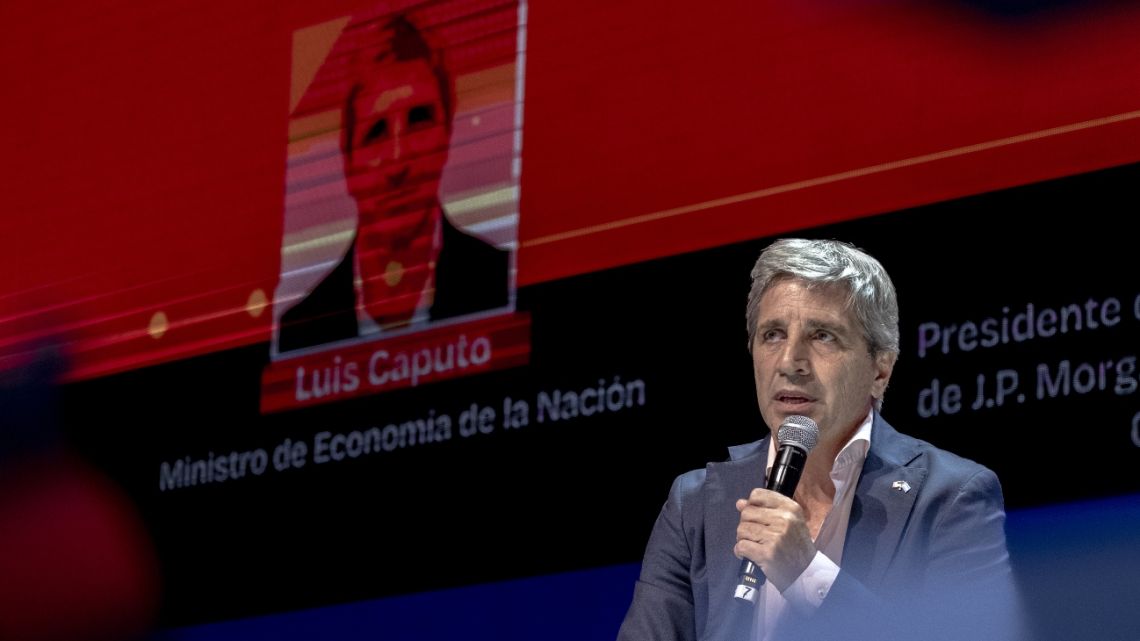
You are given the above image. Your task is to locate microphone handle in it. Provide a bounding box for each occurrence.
[734,445,808,604]
[766,445,807,497]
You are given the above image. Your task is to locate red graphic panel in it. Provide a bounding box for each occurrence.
[518,1,1140,283]
[2,1,1140,379]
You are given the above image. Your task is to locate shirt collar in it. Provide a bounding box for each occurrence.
[766,409,874,478]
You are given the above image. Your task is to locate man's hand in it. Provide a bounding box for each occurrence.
[735,489,816,592]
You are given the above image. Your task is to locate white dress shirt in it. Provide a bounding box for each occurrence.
[755,410,873,640]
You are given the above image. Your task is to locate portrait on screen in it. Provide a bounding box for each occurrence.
[260,0,528,412]
[272,1,522,355]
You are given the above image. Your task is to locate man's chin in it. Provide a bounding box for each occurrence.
[358,199,439,238]
[363,183,439,211]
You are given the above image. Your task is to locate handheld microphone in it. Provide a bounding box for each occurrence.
[734,415,819,604]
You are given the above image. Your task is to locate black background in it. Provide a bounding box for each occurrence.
[62,161,1140,628]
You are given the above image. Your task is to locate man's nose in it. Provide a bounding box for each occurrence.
[776,339,811,377]
[378,122,409,187]
[389,120,404,161]
[366,122,405,168]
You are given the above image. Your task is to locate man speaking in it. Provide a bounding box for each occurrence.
[616,238,1021,641]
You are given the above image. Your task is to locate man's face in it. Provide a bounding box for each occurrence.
[345,58,449,235]
[751,278,895,448]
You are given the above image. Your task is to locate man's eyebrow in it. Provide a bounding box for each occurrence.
[371,85,414,113]
[803,319,850,335]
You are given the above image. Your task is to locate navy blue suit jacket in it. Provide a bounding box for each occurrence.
[617,413,1021,641]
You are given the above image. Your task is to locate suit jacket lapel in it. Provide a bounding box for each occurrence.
[843,415,926,590]
[702,439,769,641]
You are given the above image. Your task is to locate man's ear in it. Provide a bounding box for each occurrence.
[871,351,898,400]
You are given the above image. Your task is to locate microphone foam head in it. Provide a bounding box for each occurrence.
[777,415,819,453]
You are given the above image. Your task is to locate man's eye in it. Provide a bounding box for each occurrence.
[363,118,388,144]
[762,329,784,342]
[814,330,836,343]
[408,104,435,127]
